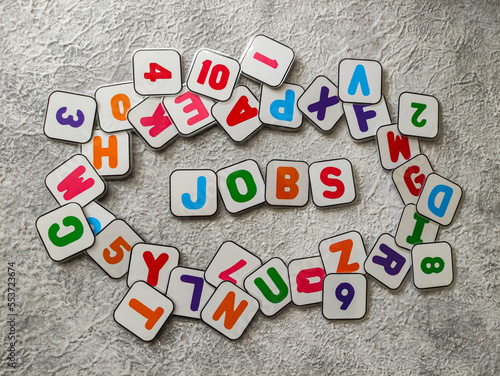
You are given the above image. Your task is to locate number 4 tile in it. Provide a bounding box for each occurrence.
[36,203,95,262]
[43,91,97,144]
[412,242,454,289]
[132,48,183,96]
[114,281,174,341]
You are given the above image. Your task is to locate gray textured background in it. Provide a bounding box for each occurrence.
[1,0,499,374]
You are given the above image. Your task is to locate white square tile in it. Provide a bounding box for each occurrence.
[376,124,420,170]
[288,256,326,306]
[395,204,439,250]
[412,242,454,289]
[322,273,367,320]
[344,96,391,140]
[398,92,439,139]
[319,231,366,274]
[259,83,304,130]
[265,160,309,207]
[309,159,356,207]
[338,58,382,104]
[391,154,434,205]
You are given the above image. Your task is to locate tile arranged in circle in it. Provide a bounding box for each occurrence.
[319,231,366,274]
[398,92,439,139]
[412,242,454,290]
[338,58,382,104]
[322,273,367,320]
[259,83,304,130]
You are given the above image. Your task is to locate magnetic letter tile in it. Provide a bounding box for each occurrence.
[338,58,382,104]
[86,219,143,279]
[127,243,180,293]
[395,204,439,250]
[95,82,143,132]
[377,124,420,170]
[398,92,439,139]
[240,35,295,88]
[297,75,344,133]
[127,97,178,150]
[211,85,263,143]
[265,160,309,207]
[43,91,96,144]
[170,169,218,217]
[364,233,411,290]
[391,154,434,205]
[132,48,182,96]
[83,201,116,235]
[166,267,215,319]
[259,83,304,130]
[416,173,463,226]
[344,96,392,141]
[162,86,216,137]
[217,159,266,214]
[114,281,173,342]
[186,49,240,102]
[322,273,367,320]
[36,203,95,262]
[309,159,356,208]
[319,231,366,274]
[80,129,131,178]
[244,257,291,317]
[205,241,262,289]
[201,281,259,340]
[45,154,106,207]
[288,256,326,306]
[412,242,454,290]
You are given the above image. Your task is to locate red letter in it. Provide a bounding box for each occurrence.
[140,103,173,137]
[142,252,169,287]
[57,165,95,200]
[296,268,325,293]
[387,131,411,162]
[174,92,209,125]
[320,167,345,199]
[403,165,426,197]
[219,259,247,284]
[226,96,258,126]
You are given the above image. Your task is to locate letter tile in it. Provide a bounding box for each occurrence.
[338,58,382,104]
[265,160,309,207]
[259,83,304,130]
[395,204,439,250]
[398,92,439,139]
[309,159,356,207]
[83,201,116,235]
[319,231,366,274]
[288,256,326,306]
[391,154,434,205]
[343,96,391,141]
[376,124,420,170]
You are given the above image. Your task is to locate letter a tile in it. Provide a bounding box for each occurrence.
[114,281,173,341]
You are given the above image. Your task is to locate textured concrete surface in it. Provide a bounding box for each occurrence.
[1,0,499,374]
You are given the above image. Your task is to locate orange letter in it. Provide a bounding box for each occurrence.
[212,291,248,330]
[329,239,360,273]
[111,93,131,121]
[128,298,164,330]
[93,135,118,169]
[276,166,299,200]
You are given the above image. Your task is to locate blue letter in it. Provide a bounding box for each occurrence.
[427,184,453,218]
[348,65,370,96]
[270,89,295,121]
[182,176,207,210]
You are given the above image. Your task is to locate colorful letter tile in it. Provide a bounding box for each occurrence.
[391,154,434,205]
[265,160,309,207]
[259,83,304,130]
[319,231,366,274]
[205,241,262,289]
[344,96,392,141]
[322,273,367,320]
[240,34,295,88]
[43,91,96,144]
[338,58,382,104]
[127,97,178,150]
[186,49,240,102]
[288,256,326,306]
[395,204,439,250]
[412,242,454,290]
[244,257,291,317]
[170,169,218,217]
[86,219,143,279]
[297,75,344,133]
[166,267,215,319]
[80,129,131,178]
[83,201,116,235]
[132,48,182,96]
[217,159,265,214]
[45,154,106,207]
[36,203,95,262]
[211,85,263,143]
[201,281,259,340]
[398,92,439,139]
[416,173,463,226]
[376,124,420,170]
[309,159,356,207]
[162,86,216,137]
[127,243,180,293]
[95,82,143,132]
[364,233,411,290]
[114,281,173,341]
